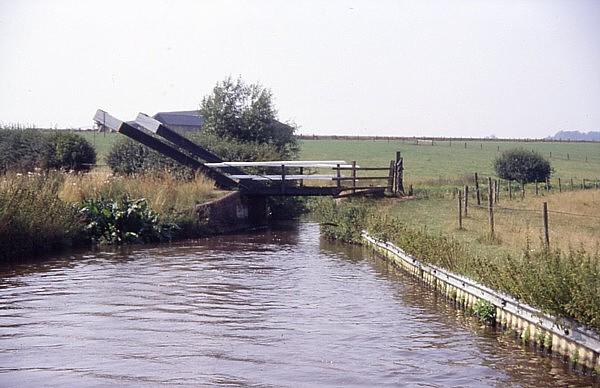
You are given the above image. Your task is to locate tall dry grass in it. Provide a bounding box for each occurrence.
[0,169,222,261]
[0,172,84,260]
[58,168,221,219]
[462,190,600,254]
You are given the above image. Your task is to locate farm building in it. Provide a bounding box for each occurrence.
[153,110,205,133]
[152,109,295,137]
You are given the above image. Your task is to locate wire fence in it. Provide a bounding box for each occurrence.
[454,173,600,248]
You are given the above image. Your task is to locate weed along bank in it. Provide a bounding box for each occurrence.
[312,194,600,377]
[362,233,600,372]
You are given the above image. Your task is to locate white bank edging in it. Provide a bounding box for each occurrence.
[362,231,600,371]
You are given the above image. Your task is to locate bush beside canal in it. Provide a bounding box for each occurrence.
[0,129,96,173]
[311,198,600,333]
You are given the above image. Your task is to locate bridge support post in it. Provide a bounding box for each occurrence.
[245,195,269,226]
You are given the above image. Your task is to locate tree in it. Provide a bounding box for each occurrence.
[200,77,298,158]
[493,148,551,183]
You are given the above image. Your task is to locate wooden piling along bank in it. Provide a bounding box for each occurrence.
[362,232,600,372]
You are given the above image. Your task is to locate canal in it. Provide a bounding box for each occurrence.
[0,223,596,387]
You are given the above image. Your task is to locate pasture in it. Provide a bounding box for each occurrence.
[301,138,600,259]
[300,139,600,185]
[76,131,123,163]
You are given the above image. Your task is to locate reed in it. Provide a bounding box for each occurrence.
[0,169,221,261]
[0,172,84,261]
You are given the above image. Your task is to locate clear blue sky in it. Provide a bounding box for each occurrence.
[1,0,599,138]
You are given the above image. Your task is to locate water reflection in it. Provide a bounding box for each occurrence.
[0,223,596,387]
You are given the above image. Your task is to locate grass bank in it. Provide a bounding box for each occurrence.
[0,170,223,262]
[311,197,600,333]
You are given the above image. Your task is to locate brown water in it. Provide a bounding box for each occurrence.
[0,223,597,387]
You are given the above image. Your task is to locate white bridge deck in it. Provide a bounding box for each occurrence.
[205,161,357,168]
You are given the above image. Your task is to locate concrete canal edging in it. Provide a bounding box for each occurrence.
[362,231,600,372]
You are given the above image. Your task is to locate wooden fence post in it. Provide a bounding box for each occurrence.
[464,185,469,217]
[409,184,413,196]
[396,158,404,194]
[387,160,395,194]
[336,164,341,189]
[582,178,585,190]
[535,181,539,196]
[396,151,404,194]
[351,161,357,194]
[495,179,500,203]
[509,180,512,200]
[570,178,574,191]
[488,177,494,236]
[458,190,463,229]
[475,173,481,205]
[299,166,304,187]
[558,177,562,192]
[545,178,549,191]
[543,202,550,248]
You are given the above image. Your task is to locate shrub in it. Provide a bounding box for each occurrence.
[188,131,282,162]
[494,148,551,183]
[473,299,496,324]
[106,138,195,179]
[106,132,282,177]
[0,129,50,173]
[309,198,372,243]
[47,132,96,171]
[0,129,95,172]
[79,197,178,244]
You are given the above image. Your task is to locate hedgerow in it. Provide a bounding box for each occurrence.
[0,129,96,173]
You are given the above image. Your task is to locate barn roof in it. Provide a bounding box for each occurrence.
[153,110,205,128]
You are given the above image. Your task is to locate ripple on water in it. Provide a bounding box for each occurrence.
[0,223,597,387]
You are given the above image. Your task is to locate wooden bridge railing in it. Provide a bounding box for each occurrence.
[93,109,405,197]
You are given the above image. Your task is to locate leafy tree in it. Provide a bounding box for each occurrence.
[200,77,298,158]
[493,148,551,183]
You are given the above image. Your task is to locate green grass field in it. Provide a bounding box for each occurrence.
[301,138,600,262]
[76,131,123,163]
[78,132,600,183]
[300,139,600,184]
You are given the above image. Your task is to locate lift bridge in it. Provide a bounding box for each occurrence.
[93,109,405,198]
